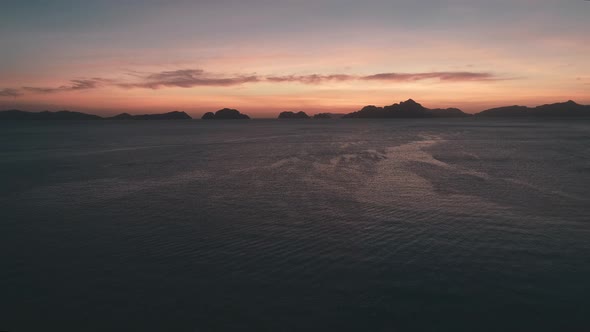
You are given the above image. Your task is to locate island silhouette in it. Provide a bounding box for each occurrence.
[278,111,310,119]
[109,111,191,120]
[475,100,590,117]
[1,100,589,120]
[343,99,470,118]
[0,110,103,120]
[0,110,191,120]
[202,108,250,120]
[313,113,333,119]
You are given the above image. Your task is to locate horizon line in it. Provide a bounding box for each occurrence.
[1,98,586,119]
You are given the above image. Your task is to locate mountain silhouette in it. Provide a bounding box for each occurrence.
[0,110,192,120]
[202,108,250,120]
[109,113,135,120]
[109,111,191,120]
[278,111,310,119]
[202,112,216,120]
[313,113,332,119]
[476,100,590,117]
[3,100,589,121]
[0,110,102,120]
[343,99,470,118]
[313,113,346,119]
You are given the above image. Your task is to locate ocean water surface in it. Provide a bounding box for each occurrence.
[1,119,589,331]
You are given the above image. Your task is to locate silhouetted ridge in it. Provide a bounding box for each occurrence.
[0,110,102,120]
[313,113,346,119]
[202,112,216,120]
[109,113,135,120]
[476,106,530,117]
[343,99,470,118]
[3,100,589,121]
[109,111,191,120]
[278,111,310,119]
[476,100,590,117]
[313,113,332,119]
[202,108,250,120]
[0,110,192,120]
[429,107,469,118]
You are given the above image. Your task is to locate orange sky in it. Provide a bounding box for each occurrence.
[1,1,589,117]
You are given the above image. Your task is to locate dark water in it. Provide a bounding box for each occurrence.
[1,119,589,331]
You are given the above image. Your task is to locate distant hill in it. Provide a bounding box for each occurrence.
[202,108,250,120]
[0,110,192,120]
[313,113,332,119]
[313,113,346,119]
[0,110,102,120]
[343,99,470,118]
[4,100,588,121]
[278,111,310,119]
[476,100,590,117]
[109,111,191,120]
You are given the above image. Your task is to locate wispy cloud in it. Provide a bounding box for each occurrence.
[263,71,499,84]
[127,69,499,88]
[0,88,22,97]
[266,74,354,84]
[118,69,260,89]
[361,72,497,82]
[22,78,110,94]
[0,69,502,97]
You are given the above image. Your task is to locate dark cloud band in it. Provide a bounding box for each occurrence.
[21,78,110,94]
[0,69,502,97]
[117,69,260,89]
[0,88,22,97]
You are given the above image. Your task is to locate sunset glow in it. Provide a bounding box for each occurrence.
[1,0,589,117]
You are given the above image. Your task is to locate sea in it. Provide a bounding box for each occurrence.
[1,118,589,331]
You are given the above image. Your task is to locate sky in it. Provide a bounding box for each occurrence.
[0,0,589,117]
